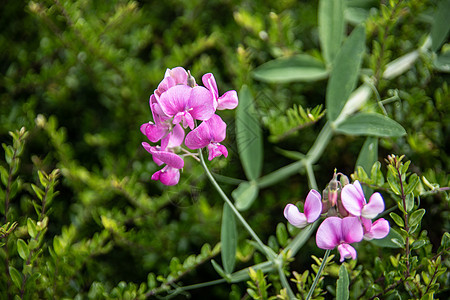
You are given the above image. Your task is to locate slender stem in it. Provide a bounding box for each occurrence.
[198,149,273,260]
[305,162,318,191]
[397,167,410,276]
[277,265,296,299]
[305,249,331,300]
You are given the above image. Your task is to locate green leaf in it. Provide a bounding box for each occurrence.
[326,25,365,121]
[232,181,259,211]
[369,228,404,248]
[431,0,450,52]
[409,208,426,228]
[355,137,378,173]
[0,165,8,186]
[336,264,349,300]
[276,223,289,247]
[236,85,263,181]
[9,266,22,289]
[31,184,44,201]
[252,55,328,83]
[27,218,38,239]
[17,239,30,261]
[211,259,231,282]
[335,113,406,137]
[405,194,414,213]
[404,174,419,195]
[389,212,404,227]
[221,203,237,274]
[318,0,345,65]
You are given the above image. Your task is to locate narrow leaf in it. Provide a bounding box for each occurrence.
[236,85,263,181]
[389,212,405,227]
[335,113,406,137]
[318,0,345,65]
[9,266,22,289]
[252,54,328,83]
[326,25,366,121]
[221,203,237,274]
[431,0,450,52]
[336,264,349,300]
[355,137,378,174]
[211,259,231,282]
[232,181,259,211]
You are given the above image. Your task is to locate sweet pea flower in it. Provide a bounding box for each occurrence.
[284,189,322,228]
[158,85,215,130]
[361,217,390,241]
[202,73,238,110]
[316,216,364,262]
[142,142,184,185]
[151,166,180,186]
[185,114,228,161]
[341,180,385,219]
[154,67,189,99]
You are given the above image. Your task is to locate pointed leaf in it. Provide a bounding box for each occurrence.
[221,203,237,274]
[211,259,231,282]
[409,208,426,228]
[319,0,346,65]
[326,25,366,121]
[236,86,263,181]
[17,239,29,260]
[9,266,22,289]
[431,0,450,52]
[337,264,349,300]
[355,137,378,174]
[335,113,406,137]
[232,181,259,211]
[252,55,328,83]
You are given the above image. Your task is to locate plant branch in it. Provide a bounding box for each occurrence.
[305,249,331,300]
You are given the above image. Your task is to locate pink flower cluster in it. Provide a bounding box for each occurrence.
[284,177,390,262]
[140,67,238,185]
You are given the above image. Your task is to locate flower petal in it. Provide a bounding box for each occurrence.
[159,85,191,117]
[304,189,322,223]
[217,90,239,110]
[207,114,227,143]
[341,217,364,244]
[364,218,390,240]
[361,192,385,219]
[185,121,212,149]
[188,86,215,121]
[165,67,188,85]
[202,73,218,99]
[151,166,180,186]
[207,143,228,160]
[316,217,342,249]
[149,148,184,169]
[284,204,308,228]
[337,244,357,262]
[341,183,365,217]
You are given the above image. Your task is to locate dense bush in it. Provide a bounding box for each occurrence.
[1,0,448,299]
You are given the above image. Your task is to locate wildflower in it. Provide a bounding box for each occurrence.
[341,180,384,219]
[284,189,322,228]
[202,73,238,110]
[316,216,363,262]
[142,143,184,185]
[361,217,390,240]
[185,114,228,161]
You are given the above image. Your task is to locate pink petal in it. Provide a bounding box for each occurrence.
[158,167,180,186]
[185,121,212,149]
[337,244,357,262]
[207,114,227,143]
[202,73,218,99]
[341,183,365,217]
[156,76,176,97]
[361,192,385,219]
[159,85,192,117]
[149,148,184,169]
[168,124,185,148]
[142,142,152,153]
[360,217,372,233]
[188,86,215,121]
[341,217,364,244]
[145,123,169,143]
[353,181,366,202]
[316,217,342,249]
[165,67,188,85]
[284,204,308,228]
[304,189,322,223]
[173,111,194,129]
[207,143,228,160]
[217,90,239,110]
[364,218,390,240]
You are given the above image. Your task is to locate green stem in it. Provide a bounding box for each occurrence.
[198,149,274,260]
[305,249,331,300]
[277,265,296,299]
[305,162,318,190]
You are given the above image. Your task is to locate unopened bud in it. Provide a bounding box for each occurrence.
[187,70,196,88]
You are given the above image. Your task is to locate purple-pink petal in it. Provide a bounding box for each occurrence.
[304,189,322,223]
[364,218,390,240]
[159,85,192,117]
[207,114,227,142]
[337,244,357,262]
[189,86,215,121]
[207,143,228,160]
[160,124,185,150]
[152,166,180,186]
[149,148,184,169]
[202,73,218,99]
[341,183,365,217]
[341,217,364,244]
[217,90,239,110]
[165,67,188,85]
[284,204,308,228]
[361,192,385,219]
[185,122,211,149]
[316,217,342,249]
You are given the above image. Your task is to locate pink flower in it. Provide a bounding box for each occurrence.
[154,67,189,99]
[151,166,180,186]
[158,85,215,130]
[142,142,184,185]
[341,180,385,219]
[284,189,322,228]
[185,114,228,160]
[316,217,363,262]
[202,73,238,110]
[361,217,390,241]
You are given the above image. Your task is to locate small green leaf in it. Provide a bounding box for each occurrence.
[31,184,44,201]
[0,165,8,186]
[236,86,263,181]
[335,113,406,137]
[389,212,404,227]
[405,194,414,212]
[232,181,259,211]
[211,259,231,282]
[409,208,426,228]
[252,55,328,83]
[411,239,428,250]
[355,137,378,174]
[336,264,349,300]
[17,239,30,260]
[431,0,450,52]
[326,25,365,121]
[27,218,38,239]
[221,203,237,274]
[276,223,289,247]
[318,0,345,65]
[404,174,419,195]
[9,266,22,289]
[369,228,404,248]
